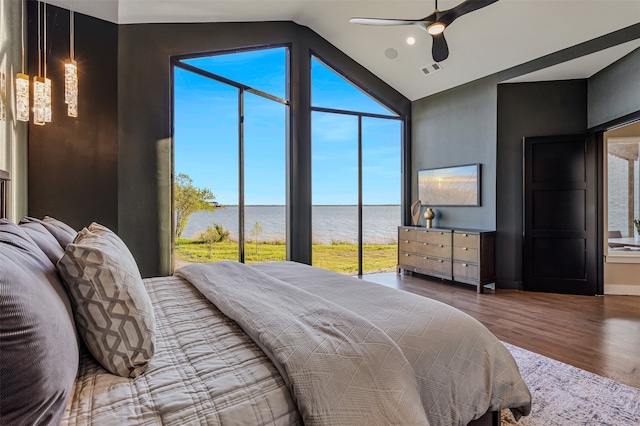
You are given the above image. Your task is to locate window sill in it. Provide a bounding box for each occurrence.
[605,251,640,264]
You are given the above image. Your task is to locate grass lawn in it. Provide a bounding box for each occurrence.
[175,238,397,274]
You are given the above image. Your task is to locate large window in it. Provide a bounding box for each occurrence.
[173,47,288,267]
[311,57,403,275]
[606,122,640,255]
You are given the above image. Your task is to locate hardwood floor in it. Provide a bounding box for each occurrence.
[359,272,640,389]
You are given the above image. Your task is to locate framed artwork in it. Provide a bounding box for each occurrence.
[418,164,480,206]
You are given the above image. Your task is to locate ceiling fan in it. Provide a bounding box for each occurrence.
[350,0,499,62]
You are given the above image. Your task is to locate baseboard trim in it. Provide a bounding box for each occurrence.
[604,284,640,296]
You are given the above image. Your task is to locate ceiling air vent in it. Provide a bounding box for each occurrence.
[420,63,443,76]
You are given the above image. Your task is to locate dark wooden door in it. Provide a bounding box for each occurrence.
[523,134,598,295]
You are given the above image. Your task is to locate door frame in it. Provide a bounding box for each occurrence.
[589,109,640,295]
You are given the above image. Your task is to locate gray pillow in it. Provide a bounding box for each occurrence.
[20,216,77,249]
[44,215,78,238]
[0,219,79,425]
[57,222,156,377]
[19,221,66,264]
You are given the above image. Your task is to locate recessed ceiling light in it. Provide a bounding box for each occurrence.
[406,36,416,46]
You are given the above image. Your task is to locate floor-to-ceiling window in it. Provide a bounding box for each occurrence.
[311,56,403,275]
[173,47,288,267]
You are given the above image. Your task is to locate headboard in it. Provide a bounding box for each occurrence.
[0,169,9,219]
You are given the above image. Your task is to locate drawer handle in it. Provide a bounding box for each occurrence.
[439,244,444,248]
[423,242,428,246]
[463,233,468,237]
[462,263,468,267]
[438,259,443,263]
[463,247,468,251]
[404,254,410,257]
[405,240,409,243]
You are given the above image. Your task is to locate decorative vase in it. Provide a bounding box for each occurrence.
[424,208,435,228]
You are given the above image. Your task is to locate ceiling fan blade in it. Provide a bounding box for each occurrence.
[440,0,499,26]
[349,17,425,26]
[431,33,449,62]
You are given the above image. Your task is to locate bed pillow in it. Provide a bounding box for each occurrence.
[57,222,155,377]
[0,220,79,425]
[19,216,77,249]
[19,221,66,264]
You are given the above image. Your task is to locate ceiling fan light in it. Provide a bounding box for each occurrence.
[427,22,446,35]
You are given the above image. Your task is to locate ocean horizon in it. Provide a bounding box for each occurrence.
[183,204,401,244]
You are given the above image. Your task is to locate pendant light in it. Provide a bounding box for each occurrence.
[65,1,78,117]
[43,1,52,123]
[33,1,47,125]
[15,0,29,122]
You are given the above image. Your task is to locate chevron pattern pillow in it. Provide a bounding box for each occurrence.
[57,223,155,377]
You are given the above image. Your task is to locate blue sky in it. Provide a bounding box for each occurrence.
[174,48,401,205]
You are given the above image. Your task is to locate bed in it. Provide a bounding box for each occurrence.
[0,211,531,425]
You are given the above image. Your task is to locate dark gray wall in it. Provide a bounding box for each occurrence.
[496,80,587,289]
[412,76,498,230]
[27,3,118,231]
[117,22,410,277]
[588,48,640,128]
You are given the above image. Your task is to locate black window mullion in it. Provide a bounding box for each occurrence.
[358,115,363,276]
[238,89,245,263]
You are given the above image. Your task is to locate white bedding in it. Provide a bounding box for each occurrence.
[63,261,531,426]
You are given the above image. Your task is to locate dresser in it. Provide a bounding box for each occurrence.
[397,226,496,293]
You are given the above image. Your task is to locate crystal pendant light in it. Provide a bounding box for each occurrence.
[43,2,52,123]
[33,1,51,125]
[65,3,78,117]
[33,76,46,125]
[15,0,29,122]
[32,1,46,125]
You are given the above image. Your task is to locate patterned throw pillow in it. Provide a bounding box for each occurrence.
[57,223,155,377]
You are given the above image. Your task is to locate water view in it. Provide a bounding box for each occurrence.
[183,205,401,244]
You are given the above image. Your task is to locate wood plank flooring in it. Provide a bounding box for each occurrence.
[359,272,640,389]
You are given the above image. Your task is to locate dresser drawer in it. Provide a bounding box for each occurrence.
[416,229,451,246]
[398,251,418,267]
[453,261,479,282]
[416,256,452,277]
[453,246,478,263]
[453,232,479,248]
[398,239,417,253]
[398,227,419,242]
[421,242,451,258]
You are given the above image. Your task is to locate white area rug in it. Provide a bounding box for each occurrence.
[502,342,640,425]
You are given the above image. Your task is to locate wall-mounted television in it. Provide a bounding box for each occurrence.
[418,164,480,206]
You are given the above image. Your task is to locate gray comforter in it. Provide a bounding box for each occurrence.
[178,261,531,426]
[177,261,430,425]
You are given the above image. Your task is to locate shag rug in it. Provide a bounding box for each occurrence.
[501,342,640,425]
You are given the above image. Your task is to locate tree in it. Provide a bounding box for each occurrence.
[174,173,216,239]
[199,223,230,259]
[200,226,219,259]
[250,221,263,254]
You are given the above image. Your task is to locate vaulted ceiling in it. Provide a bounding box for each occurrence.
[47,0,640,101]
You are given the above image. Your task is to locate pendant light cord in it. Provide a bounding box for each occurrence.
[44,2,47,79]
[20,0,25,73]
[70,1,74,61]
